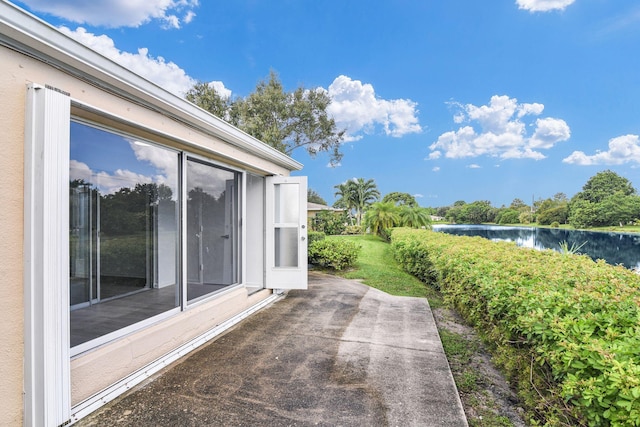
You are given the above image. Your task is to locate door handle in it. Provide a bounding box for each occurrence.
[221,234,230,239]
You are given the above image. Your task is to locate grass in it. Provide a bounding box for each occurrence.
[325,234,442,305]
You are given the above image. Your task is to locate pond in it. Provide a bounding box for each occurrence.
[432,224,640,270]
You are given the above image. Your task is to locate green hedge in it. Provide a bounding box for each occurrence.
[391,228,640,426]
[308,238,360,271]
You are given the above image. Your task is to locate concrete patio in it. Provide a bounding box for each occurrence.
[75,271,468,426]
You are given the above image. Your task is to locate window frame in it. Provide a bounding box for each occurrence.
[67,112,251,349]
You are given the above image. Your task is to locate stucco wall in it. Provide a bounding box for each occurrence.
[0,46,27,427]
[1,33,290,424]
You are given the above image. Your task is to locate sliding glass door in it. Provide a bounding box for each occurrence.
[69,121,180,347]
[186,158,239,302]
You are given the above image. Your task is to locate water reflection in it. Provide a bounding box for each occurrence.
[432,224,640,270]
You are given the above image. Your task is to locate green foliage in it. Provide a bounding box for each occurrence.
[343,225,362,235]
[307,188,327,205]
[568,170,640,228]
[538,205,568,225]
[308,238,360,270]
[381,191,418,207]
[398,206,432,229]
[334,178,380,226]
[185,81,231,119]
[307,231,326,245]
[390,229,437,286]
[311,210,346,235]
[575,170,636,204]
[559,240,587,255]
[332,235,439,300]
[569,194,640,229]
[364,201,399,236]
[186,71,345,165]
[446,200,496,224]
[100,234,147,279]
[391,228,640,426]
[497,209,520,225]
[551,221,560,228]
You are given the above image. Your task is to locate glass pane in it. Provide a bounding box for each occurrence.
[275,183,299,223]
[69,121,179,347]
[246,174,264,289]
[187,158,239,302]
[275,227,298,267]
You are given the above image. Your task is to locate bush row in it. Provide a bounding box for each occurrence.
[391,228,640,426]
[308,237,360,271]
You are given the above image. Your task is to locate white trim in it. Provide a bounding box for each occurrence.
[69,292,281,425]
[24,83,72,426]
[0,1,302,172]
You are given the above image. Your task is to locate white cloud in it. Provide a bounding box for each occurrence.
[429,95,570,161]
[326,75,422,141]
[59,27,196,96]
[529,117,571,149]
[19,0,199,29]
[432,166,441,172]
[130,140,179,196]
[467,164,481,169]
[208,81,232,99]
[413,194,424,198]
[70,159,155,195]
[563,134,640,166]
[516,0,576,13]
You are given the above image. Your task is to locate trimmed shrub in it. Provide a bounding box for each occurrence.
[391,228,640,426]
[308,231,326,245]
[308,239,360,271]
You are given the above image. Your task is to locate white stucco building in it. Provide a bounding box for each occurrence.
[0,2,308,425]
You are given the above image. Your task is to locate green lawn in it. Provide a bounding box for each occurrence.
[325,234,442,305]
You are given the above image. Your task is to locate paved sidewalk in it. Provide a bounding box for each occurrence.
[77,272,468,426]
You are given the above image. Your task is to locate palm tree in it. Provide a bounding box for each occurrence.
[399,206,432,229]
[334,181,356,225]
[364,202,399,236]
[334,178,380,226]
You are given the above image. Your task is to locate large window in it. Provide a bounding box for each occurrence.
[69,121,180,348]
[68,121,246,350]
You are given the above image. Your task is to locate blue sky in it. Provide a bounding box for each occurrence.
[12,0,640,207]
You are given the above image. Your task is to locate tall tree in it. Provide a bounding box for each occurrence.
[185,82,230,119]
[382,192,418,207]
[186,71,345,165]
[575,170,636,204]
[364,202,399,236]
[569,170,639,228]
[334,178,380,226]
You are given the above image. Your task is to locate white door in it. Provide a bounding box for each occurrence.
[265,176,308,290]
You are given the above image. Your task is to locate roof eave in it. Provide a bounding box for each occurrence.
[0,1,303,171]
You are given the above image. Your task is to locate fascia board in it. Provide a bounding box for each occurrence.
[0,0,303,171]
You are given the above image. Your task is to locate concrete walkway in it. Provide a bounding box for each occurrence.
[77,272,468,426]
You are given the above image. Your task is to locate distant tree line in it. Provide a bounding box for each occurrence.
[433,170,640,228]
[311,170,640,236]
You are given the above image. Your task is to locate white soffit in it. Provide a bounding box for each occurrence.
[0,0,303,171]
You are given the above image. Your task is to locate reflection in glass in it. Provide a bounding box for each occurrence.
[69,121,179,348]
[186,158,239,302]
